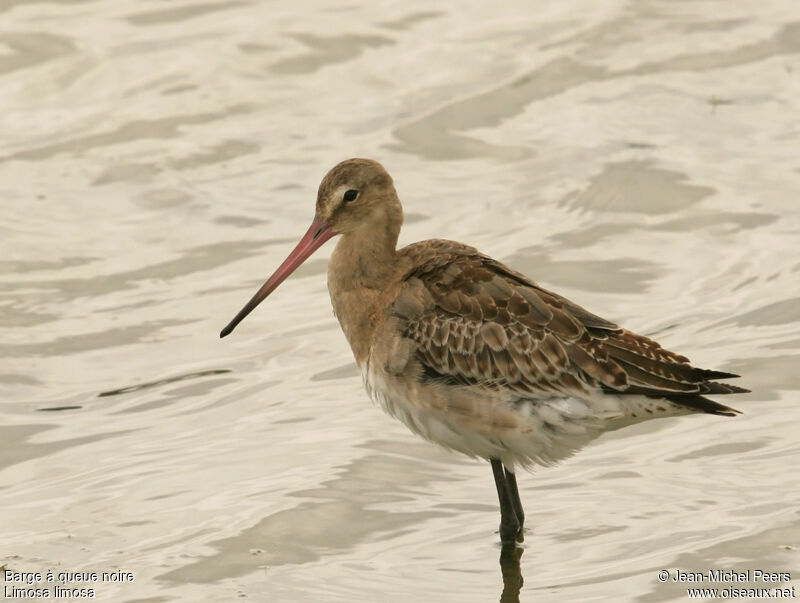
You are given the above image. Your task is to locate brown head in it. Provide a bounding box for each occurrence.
[220,158,402,337]
[315,158,402,235]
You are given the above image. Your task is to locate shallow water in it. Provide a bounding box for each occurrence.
[1,1,799,601]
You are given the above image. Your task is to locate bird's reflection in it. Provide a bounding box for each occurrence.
[499,542,524,602]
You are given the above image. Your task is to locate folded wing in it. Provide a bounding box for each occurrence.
[394,240,747,416]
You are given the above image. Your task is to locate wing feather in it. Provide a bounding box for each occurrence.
[394,240,748,413]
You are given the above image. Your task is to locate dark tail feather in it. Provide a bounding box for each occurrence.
[609,380,750,397]
[704,381,750,395]
[696,368,742,380]
[662,394,741,417]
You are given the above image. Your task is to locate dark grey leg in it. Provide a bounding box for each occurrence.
[504,468,525,531]
[491,459,520,543]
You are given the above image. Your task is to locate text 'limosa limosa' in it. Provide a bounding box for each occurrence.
[220,158,748,544]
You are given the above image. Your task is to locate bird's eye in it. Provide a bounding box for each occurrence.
[343,189,358,202]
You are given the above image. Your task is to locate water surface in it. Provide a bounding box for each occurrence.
[1,1,799,601]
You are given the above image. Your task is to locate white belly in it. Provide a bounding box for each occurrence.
[361,360,691,470]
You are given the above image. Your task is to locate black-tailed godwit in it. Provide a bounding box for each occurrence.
[220,158,748,543]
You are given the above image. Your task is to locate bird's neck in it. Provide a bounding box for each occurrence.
[327,209,402,364]
[332,230,398,286]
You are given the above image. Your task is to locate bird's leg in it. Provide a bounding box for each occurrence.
[491,459,520,543]
[504,467,525,541]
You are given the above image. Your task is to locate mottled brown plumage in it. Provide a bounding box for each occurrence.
[220,158,749,544]
[395,239,746,416]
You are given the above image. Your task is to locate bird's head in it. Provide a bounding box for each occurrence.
[219,158,400,338]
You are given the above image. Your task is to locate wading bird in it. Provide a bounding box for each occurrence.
[220,158,748,543]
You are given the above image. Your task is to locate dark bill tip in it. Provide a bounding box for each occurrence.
[218,217,336,340]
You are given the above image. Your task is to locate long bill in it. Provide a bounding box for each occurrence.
[219,217,336,338]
